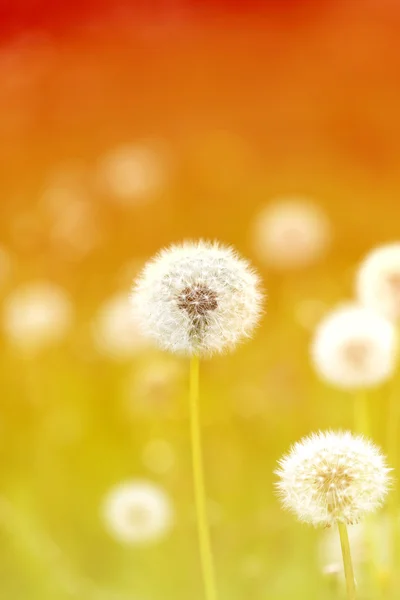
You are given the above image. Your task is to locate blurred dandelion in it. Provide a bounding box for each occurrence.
[311,303,397,442]
[356,243,400,321]
[101,480,174,545]
[276,431,390,600]
[92,292,150,360]
[251,197,331,269]
[2,281,73,355]
[96,141,169,205]
[132,239,263,600]
[357,243,400,582]
[311,303,396,391]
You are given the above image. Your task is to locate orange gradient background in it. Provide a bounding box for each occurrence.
[1,1,400,599]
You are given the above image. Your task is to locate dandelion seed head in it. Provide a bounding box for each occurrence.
[276,431,390,527]
[311,304,396,389]
[252,197,331,269]
[2,281,73,355]
[131,240,263,357]
[356,243,400,321]
[101,480,174,545]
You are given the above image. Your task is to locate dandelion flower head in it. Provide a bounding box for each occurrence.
[356,243,400,321]
[276,430,390,527]
[252,196,331,269]
[311,303,396,389]
[101,480,174,545]
[132,240,263,357]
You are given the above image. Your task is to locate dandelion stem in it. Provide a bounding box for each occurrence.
[338,521,357,600]
[353,390,369,437]
[189,354,218,600]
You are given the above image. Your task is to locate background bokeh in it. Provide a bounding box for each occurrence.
[1,1,400,598]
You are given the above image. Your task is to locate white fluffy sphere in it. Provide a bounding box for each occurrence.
[132,240,263,357]
[276,431,390,527]
[2,281,73,355]
[101,480,174,545]
[252,197,331,269]
[356,243,400,321]
[311,304,396,389]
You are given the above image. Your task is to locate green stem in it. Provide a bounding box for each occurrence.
[338,521,357,600]
[189,355,218,600]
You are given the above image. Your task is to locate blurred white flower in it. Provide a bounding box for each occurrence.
[252,197,331,269]
[97,142,169,205]
[142,439,176,474]
[356,243,400,321]
[2,282,73,355]
[132,240,263,357]
[311,304,396,389]
[276,430,390,527]
[92,292,150,360]
[101,480,174,545]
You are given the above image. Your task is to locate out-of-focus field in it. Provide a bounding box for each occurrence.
[1,1,400,599]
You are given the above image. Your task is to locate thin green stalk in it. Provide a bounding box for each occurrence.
[338,521,357,600]
[189,355,218,600]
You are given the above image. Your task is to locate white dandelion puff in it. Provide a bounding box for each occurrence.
[92,292,150,360]
[101,480,174,545]
[356,243,400,321]
[252,197,331,269]
[2,281,73,355]
[311,303,396,390]
[276,430,390,528]
[131,240,263,357]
